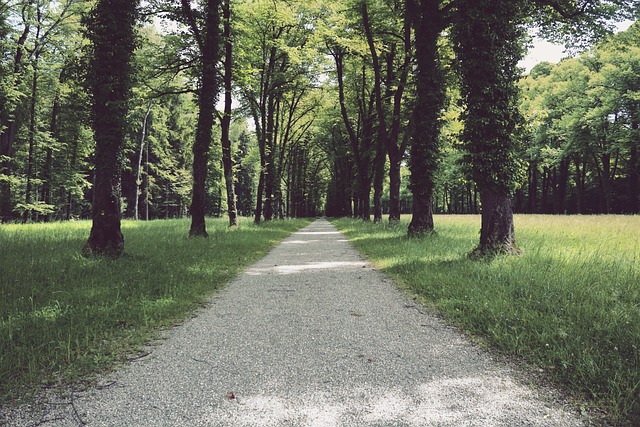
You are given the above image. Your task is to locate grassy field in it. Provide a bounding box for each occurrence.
[333,215,640,425]
[0,217,310,405]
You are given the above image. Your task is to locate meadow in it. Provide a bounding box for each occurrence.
[0,217,310,405]
[333,215,640,424]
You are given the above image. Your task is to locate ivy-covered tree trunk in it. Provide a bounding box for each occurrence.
[453,0,525,255]
[407,0,444,235]
[188,0,221,237]
[83,0,138,256]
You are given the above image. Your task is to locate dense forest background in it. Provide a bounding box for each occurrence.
[0,0,638,228]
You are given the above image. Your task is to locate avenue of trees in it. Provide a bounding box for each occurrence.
[0,0,638,255]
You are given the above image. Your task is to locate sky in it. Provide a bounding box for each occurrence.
[519,20,635,73]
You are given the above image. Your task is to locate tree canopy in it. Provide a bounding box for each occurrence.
[0,0,637,252]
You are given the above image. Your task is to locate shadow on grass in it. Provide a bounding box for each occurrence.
[0,218,310,405]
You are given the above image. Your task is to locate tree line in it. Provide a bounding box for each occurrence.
[0,0,638,256]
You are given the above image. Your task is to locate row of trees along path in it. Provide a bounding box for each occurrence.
[0,0,637,257]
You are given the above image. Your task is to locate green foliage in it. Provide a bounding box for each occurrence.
[0,217,311,404]
[452,0,527,194]
[518,22,640,214]
[334,215,640,424]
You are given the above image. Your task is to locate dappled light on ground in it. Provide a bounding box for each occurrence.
[198,375,576,426]
[246,261,367,275]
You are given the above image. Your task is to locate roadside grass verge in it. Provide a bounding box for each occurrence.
[0,217,310,405]
[333,215,640,425]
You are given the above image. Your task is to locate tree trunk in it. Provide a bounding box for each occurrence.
[527,162,538,213]
[134,103,152,220]
[629,120,639,213]
[372,140,385,223]
[408,0,443,235]
[574,155,585,214]
[255,168,265,224]
[388,152,401,222]
[42,92,60,222]
[221,0,237,226]
[474,188,518,255]
[556,158,569,214]
[188,0,221,237]
[452,0,524,256]
[0,14,30,223]
[23,60,39,223]
[263,96,276,221]
[84,0,138,256]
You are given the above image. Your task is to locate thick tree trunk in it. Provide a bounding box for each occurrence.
[84,0,138,256]
[452,0,524,256]
[474,188,518,255]
[408,0,443,235]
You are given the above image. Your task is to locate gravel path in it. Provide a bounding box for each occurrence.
[3,218,583,426]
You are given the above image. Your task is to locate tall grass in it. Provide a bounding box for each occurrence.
[0,217,310,405]
[333,215,640,425]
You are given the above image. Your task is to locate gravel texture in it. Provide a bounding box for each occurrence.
[2,218,584,426]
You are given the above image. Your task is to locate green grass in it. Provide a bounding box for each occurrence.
[333,215,640,425]
[0,217,311,405]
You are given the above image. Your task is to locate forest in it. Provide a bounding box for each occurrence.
[0,0,638,254]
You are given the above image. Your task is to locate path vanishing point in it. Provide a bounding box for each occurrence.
[3,218,584,426]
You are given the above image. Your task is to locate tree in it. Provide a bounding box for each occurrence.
[235,0,320,223]
[452,0,526,255]
[83,0,138,256]
[407,0,447,235]
[233,130,255,216]
[183,0,222,237]
[361,0,414,223]
[220,0,237,226]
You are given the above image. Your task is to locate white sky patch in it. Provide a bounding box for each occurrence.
[520,20,635,73]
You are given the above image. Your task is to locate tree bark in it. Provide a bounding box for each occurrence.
[475,188,517,256]
[408,0,443,236]
[188,0,221,237]
[221,0,237,226]
[83,0,138,257]
[452,0,524,255]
